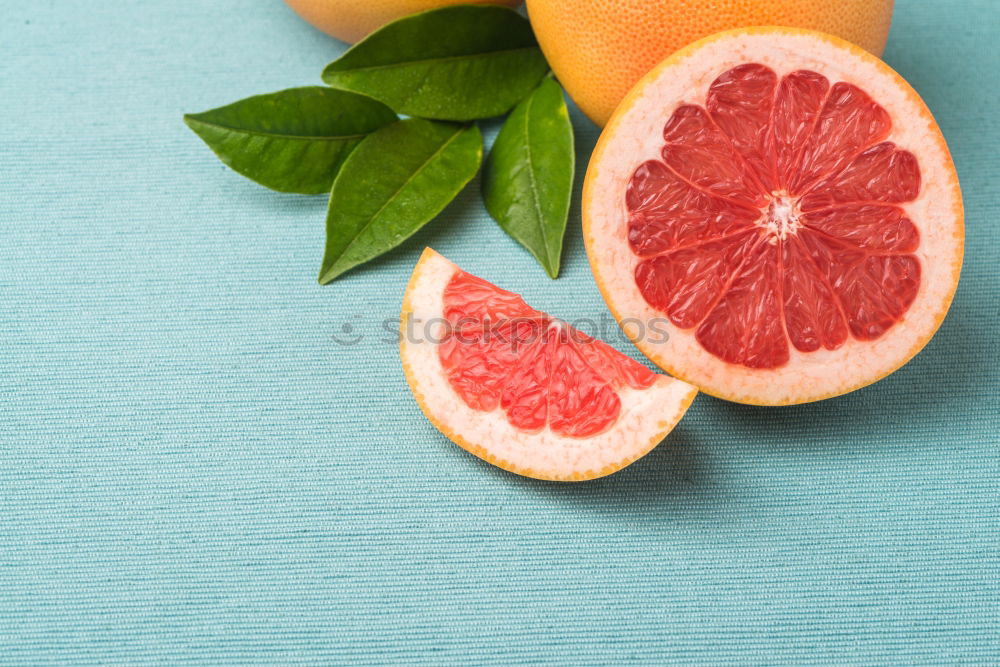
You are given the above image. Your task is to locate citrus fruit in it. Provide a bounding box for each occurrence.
[526,0,894,126]
[583,27,963,405]
[400,248,697,481]
[284,0,521,44]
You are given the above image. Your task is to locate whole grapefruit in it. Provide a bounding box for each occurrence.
[285,0,522,44]
[526,0,895,126]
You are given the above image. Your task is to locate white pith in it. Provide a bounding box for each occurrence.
[401,249,698,481]
[761,194,802,243]
[584,29,963,405]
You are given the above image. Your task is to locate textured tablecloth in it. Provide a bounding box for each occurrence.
[2,1,998,664]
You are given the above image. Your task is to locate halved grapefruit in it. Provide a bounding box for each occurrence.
[400,248,697,481]
[583,27,963,405]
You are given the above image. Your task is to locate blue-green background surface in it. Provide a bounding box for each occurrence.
[2,1,998,664]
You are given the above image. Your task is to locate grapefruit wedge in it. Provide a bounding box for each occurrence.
[400,248,697,481]
[583,27,963,405]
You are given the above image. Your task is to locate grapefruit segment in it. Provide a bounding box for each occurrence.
[706,63,779,192]
[626,161,759,256]
[781,234,849,353]
[798,204,919,253]
[661,105,765,206]
[635,230,759,329]
[584,27,963,405]
[789,82,892,193]
[401,248,697,481]
[695,237,788,369]
[798,142,920,210]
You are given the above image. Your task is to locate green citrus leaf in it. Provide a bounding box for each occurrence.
[321,5,549,121]
[319,119,482,284]
[184,87,397,194]
[482,78,574,278]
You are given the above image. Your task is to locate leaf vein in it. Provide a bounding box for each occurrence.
[322,125,468,281]
[327,46,541,75]
[185,117,369,142]
[521,91,551,274]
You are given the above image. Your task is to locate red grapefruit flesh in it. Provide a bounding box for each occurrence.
[401,248,697,481]
[584,28,963,405]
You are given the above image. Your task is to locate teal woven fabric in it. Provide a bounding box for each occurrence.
[2,1,998,664]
